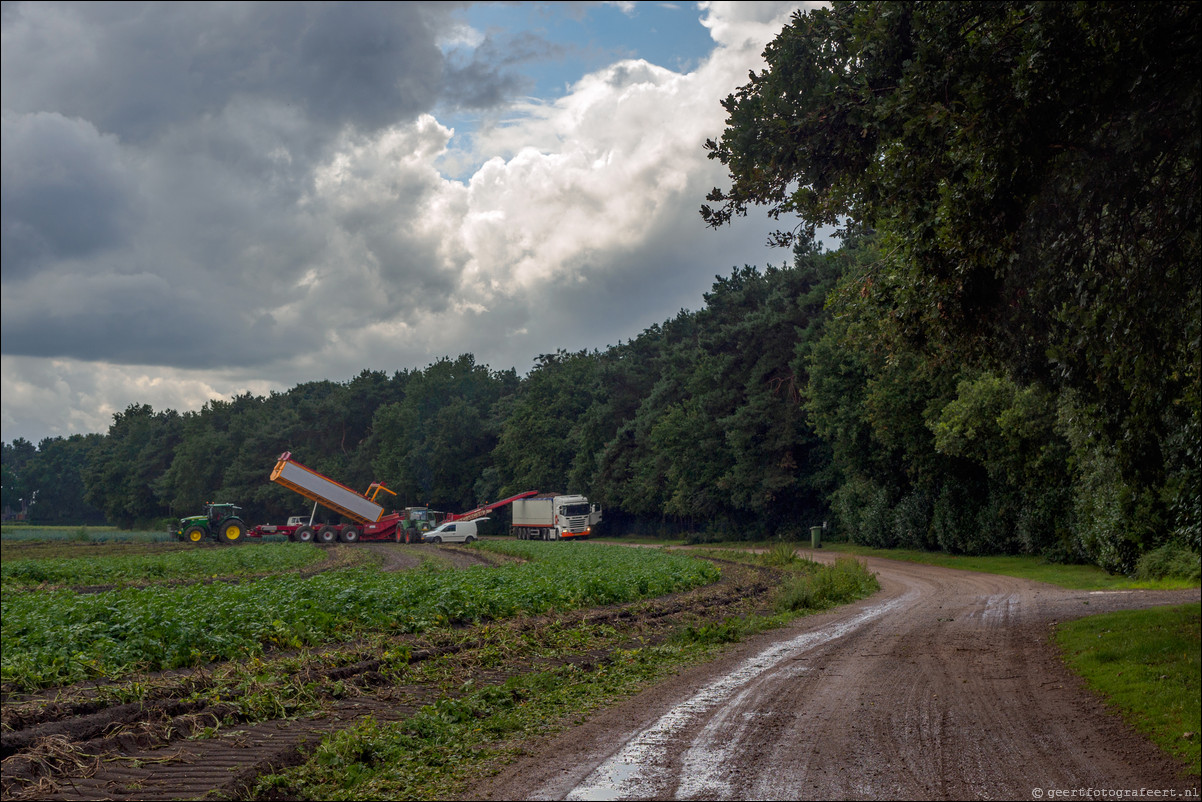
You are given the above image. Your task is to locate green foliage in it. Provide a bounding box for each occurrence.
[674,618,745,645]
[493,350,604,497]
[775,557,880,613]
[761,540,801,568]
[1135,545,1202,584]
[372,356,518,511]
[0,542,718,690]
[85,404,183,528]
[1,542,324,588]
[593,246,841,533]
[708,1,1199,570]
[0,527,173,544]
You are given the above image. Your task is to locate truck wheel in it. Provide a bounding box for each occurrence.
[218,520,246,544]
[340,526,360,544]
[465,535,476,543]
[184,525,207,544]
[317,525,338,544]
[294,526,315,543]
[431,536,442,544]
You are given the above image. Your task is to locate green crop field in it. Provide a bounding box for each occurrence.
[1,541,327,588]
[0,525,175,543]
[0,540,719,690]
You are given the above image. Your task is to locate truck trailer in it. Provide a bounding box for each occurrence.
[511,494,602,540]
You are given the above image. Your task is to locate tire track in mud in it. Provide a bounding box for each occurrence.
[1,553,777,802]
[483,554,1200,801]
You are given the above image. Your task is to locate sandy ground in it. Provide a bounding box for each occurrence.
[475,553,1201,801]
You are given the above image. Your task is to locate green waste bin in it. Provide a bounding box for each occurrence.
[810,525,822,549]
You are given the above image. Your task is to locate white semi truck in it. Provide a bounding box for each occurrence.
[511,494,602,540]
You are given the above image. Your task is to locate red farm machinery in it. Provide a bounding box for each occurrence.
[233,452,536,544]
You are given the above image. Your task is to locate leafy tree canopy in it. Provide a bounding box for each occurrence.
[703,1,1200,485]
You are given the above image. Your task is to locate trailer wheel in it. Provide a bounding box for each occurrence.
[184,525,207,544]
[294,526,315,543]
[317,525,338,544]
[340,526,360,544]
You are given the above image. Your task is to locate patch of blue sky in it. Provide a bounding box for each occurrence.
[433,2,717,178]
[459,2,715,97]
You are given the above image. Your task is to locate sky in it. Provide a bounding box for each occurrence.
[1,0,818,445]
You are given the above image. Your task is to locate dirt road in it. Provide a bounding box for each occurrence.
[478,554,1200,801]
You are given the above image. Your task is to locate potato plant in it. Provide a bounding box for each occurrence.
[1,542,718,690]
[1,542,326,588]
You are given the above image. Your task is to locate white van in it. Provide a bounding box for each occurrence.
[422,518,488,544]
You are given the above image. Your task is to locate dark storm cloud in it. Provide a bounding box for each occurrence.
[1,112,134,278]
[0,0,522,370]
[1,2,467,142]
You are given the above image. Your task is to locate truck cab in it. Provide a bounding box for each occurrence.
[512,494,601,540]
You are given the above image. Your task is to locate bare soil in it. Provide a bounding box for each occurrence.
[476,552,1201,800]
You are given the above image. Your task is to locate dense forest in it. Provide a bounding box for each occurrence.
[3,2,1198,574]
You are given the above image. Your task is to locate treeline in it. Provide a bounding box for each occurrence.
[0,244,839,541]
[3,230,1198,572]
[4,1,1199,574]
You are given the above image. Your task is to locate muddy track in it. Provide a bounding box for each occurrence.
[477,553,1201,801]
[0,555,775,801]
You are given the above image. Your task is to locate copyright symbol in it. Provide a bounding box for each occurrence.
[1033,790,1044,799]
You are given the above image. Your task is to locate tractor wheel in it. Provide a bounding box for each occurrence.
[218,519,246,544]
[317,525,338,544]
[184,525,207,544]
[294,526,315,543]
[340,526,360,544]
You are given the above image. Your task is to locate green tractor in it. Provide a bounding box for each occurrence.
[174,502,247,545]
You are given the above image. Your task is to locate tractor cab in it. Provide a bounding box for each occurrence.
[207,502,241,523]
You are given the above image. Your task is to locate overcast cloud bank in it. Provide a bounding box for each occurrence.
[2,1,811,444]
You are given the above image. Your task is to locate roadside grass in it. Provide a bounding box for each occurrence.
[1055,603,1201,778]
[251,554,880,801]
[788,542,1199,590]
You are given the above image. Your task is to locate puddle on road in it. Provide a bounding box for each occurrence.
[563,591,918,801]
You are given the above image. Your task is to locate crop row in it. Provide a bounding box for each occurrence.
[1,542,719,690]
[1,542,326,588]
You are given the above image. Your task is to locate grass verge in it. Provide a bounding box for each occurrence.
[1055,603,1201,778]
